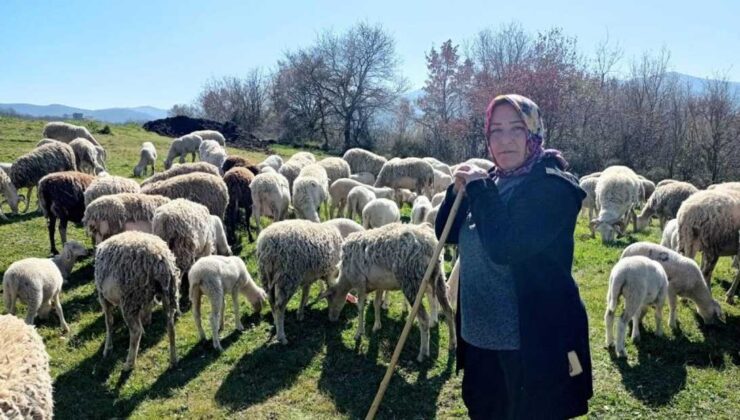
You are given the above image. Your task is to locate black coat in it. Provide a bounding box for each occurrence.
[435,158,593,419]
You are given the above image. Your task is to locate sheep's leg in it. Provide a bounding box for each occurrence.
[427,287,439,327]
[163,293,178,367]
[232,288,244,331]
[245,208,254,243]
[100,297,115,357]
[47,214,58,255]
[59,218,68,246]
[54,293,70,333]
[253,207,262,236]
[381,290,390,310]
[701,253,719,290]
[667,288,678,329]
[192,288,206,342]
[273,283,296,345]
[354,292,367,341]
[416,304,431,362]
[725,267,739,304]
[654,303,664,337]
[24,293,41,326]
[297,283,311,321]
[122,315,143,371]
[22,186,33,212]
[219,295,225,332]
[604,308,615,348]
[615,313,629,358]
[210,294,224,351]
[372,291,383,332]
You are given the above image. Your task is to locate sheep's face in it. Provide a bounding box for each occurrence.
[635,215,651,231]
[592,219,624,243]
[324,286,347,322]
[64,240,89,259]
[697,300,725,325]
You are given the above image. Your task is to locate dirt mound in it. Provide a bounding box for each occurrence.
[142,116,268,150]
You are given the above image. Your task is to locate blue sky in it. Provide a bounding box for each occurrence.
[0,0,737,109]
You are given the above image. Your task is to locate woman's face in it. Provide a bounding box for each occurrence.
[488,103,528,171]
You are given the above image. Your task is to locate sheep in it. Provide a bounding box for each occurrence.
[425,205,440,225]
[257,154,284,172]
[164,134,203,169]
[319,157,351,185]
[0,167,24,220]
[35,138,60,148]
[188,256,267,351]
[95,231,179,371]
[133,142,157,177]
[83,175,141,206]
[411,195,433,225]
[10,141,76,212]
[292,164,329,222]
[291,151,316,163]
[323,223,456,361]
[322,218,365,239]
[278,154,314,191]
[676,189,740,301]
[656,179,679,188]
[257,220,343,344]
[38,171,95,255]
[362,198,400,229]
[431,192,446,207]
[0,314,53,419]
[251,172,291,234]
[141,161,220,187]
[604,256,668,358]
[350,171,376,186]
[3,240,88,333]
[329,178,366,218]
[432,169,453,194]
[636,181,698,231]
[222,155,260,174]
[395,188,418,209]
[0,162,11,174]
[342,148,387,177]
[578,176,599,230]
[462,158,495,172]
[660,219,679,251]
[199,139,227,173]
[190,129,226,146]
[591,165,642,243]
[69,137,105,175]
[260,166,276,174]
[621,242,724,329]
[346,186,377,221]
[83,193,171,244]
[638,177,656,203]
[42,121,100,146]
[375,157,435,198]
[223,167,256,244]
[708,182,740,193]
[209,215,232,257]
[141,172,229,219]
[423,157,451,175]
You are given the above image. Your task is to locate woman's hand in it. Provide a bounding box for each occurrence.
[453,164,489,193]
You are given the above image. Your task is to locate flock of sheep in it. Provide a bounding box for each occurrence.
[0,121,738,417]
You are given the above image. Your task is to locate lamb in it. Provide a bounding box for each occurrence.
[346,186,377,221]
[375,157,435,197]
[38,171,95,254]
[432,169,453,194]
[224,167,256,243]
[350,171,376,186]
[329,178,366,218]
[83,175,141,206]
[362,198,400,229]
[3,240,88,332]
[660,219,679,251]
[604,256,668,358]
[190,129,226,146]
[431,191,446,207]
[95,231,179,370]
[257,220,343,344]
[69,137,105,175]
[319,157,351,185]
[636,181,698,231]
[83,193,171,244]
[141,172,229,219]
[342,148,387,177]
[164,134,203,169]
[10,141,76,212]
[0,314,53,419]
[222,155,259,174]
[279,154,314,191]
[42,121,100,146]
[411,195,433,225]
[591,165,642,243]
[292,164,329,222]
[395,189,418,208]
[140,161,220,187]
[199,139,227,173]
[257,154,284,172]
[188,256,267,351]
[578,176,599,228]
[133,141,157,177]
[621,242,724,329]
[322,218,365,239]
[0,167,24,220]
[323,223,456,361]
[251,171,291,234]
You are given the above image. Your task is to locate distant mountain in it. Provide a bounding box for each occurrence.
[0,103,168,123]
[666,72,740,96]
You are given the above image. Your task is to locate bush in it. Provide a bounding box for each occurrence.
[98,125,112,135]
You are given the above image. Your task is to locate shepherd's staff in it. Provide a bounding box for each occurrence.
[365,190,465,420]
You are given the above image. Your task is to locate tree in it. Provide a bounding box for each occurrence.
[197,69,269,134]
[168,103,200,118]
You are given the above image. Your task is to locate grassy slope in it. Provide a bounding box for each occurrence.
[0,116,738,418]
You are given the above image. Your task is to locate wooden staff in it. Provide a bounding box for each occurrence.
[365,190,465,420]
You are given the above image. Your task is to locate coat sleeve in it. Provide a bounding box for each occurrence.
[434,184,470,245]
[464,176,580,265]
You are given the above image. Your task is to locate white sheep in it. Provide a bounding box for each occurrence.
[0,167,24,220]
[322,218,365,239]
[190,130,226,146]
[83,193,170,244]
[431,191,446,207]
[251,171,291,234]
[292,163,329,222]
[141,161,220,187]
[164,134,202,169]
[279,155,313,192]
[329,178,366,218]
[375,157,435,198]
[83,175,141,207]
[10,141,76,212]
[257,154,284,172]
[362,198,400,229]
[636,181,698,231]
[342,148,387,177]
[423,157,451,175]
[424,205,440,225]
[318,157,351,185]
[660,219,679,251]
[346,185,395,221]
[133,141,157,177]
[411,195,433,225]
[578,176,599,231]
[198,139,227,173]
[350,171,376,186]
[604,256,668,358]
[43,121,100,146]
[395,188,418,209]
[592,165,642,243]
[69,137,105,175]
[189,256,267,351]
[432,169,453,195]
[141,172,229,219]
[3,241,88,333]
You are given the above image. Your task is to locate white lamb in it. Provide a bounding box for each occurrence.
[432,169,453,194]
[350,171,376,186]
[592,165,642,243]
[133,141,157,177]
[362,198,400,229]
[292,164,329,222]
[411,195,433,225]
[660,219,679,251]
[199,139,227,173]
[251,172,291,234]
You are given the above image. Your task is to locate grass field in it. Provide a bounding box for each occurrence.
[0,116,738,419]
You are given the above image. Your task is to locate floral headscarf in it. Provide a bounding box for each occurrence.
[484,94,568,178]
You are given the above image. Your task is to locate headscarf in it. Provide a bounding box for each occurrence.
[484,94,568,178]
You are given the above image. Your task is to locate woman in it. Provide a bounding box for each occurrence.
[435,94,592,419]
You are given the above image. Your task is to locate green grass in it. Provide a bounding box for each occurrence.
[0,116,738,418]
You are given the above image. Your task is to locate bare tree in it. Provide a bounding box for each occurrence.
[698,75,739,182]
[197,69,269,133]
[168,103,200,118]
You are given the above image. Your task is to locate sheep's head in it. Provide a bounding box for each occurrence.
[1,193,24,214]
[63,240,90,260]
[697,299,725,325]
[591,218,625,243]
[243,284,268,314]
[321,285,348,322]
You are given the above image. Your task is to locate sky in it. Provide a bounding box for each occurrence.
[0,0,737,110]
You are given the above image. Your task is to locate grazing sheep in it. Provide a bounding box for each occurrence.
[591,165,642,243]
[423,157,451,175]
[260,166,276,174]
[636,181,698,231]
[432,169,453,194]
[604,256,668,358]
[0,168,24,220]
[42,121,100,146]
[621,242,724,328]
[638,177,656,203]
[346,186,376,221]
[375,157,435,197]
[10,141,76,212]
[656,179,678,188]
[3,241,88,333]
[279,154,314,191]
[322,218,364,239]
[350,171,376,186]
[0,314,53,419]
[35,138,60,148]
[411,195,433,225]
[222,155,260,174]
[291,151,316,163]
[257,154,284,172]
[708,182,740,193]
[329,178,366,218]
[431,192,446,207]
[661,219,679,251]
[38,171,95,254]
[395,189,418,208]
[164,134,203,169]
[362,198,400,229]
[319,157,352,185]
[83,193,170,244]
[676,189,740,301]
[578,176,599,230]
[190,130,226,146]
[251,172,291,234]
[224,167,256,243]
[199,139,227,173]
[188,256,267,351]
[142,172,229,219]
[69,137,105,175]
[342,148,387,177]
[141,161,220,187]
[292,164,329,222]
[425,205,440,225]
[133,142,157,177]
[257,220,342,344]
[83,175,141,206]
[95,231,179,370]
[324,223,456,361]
